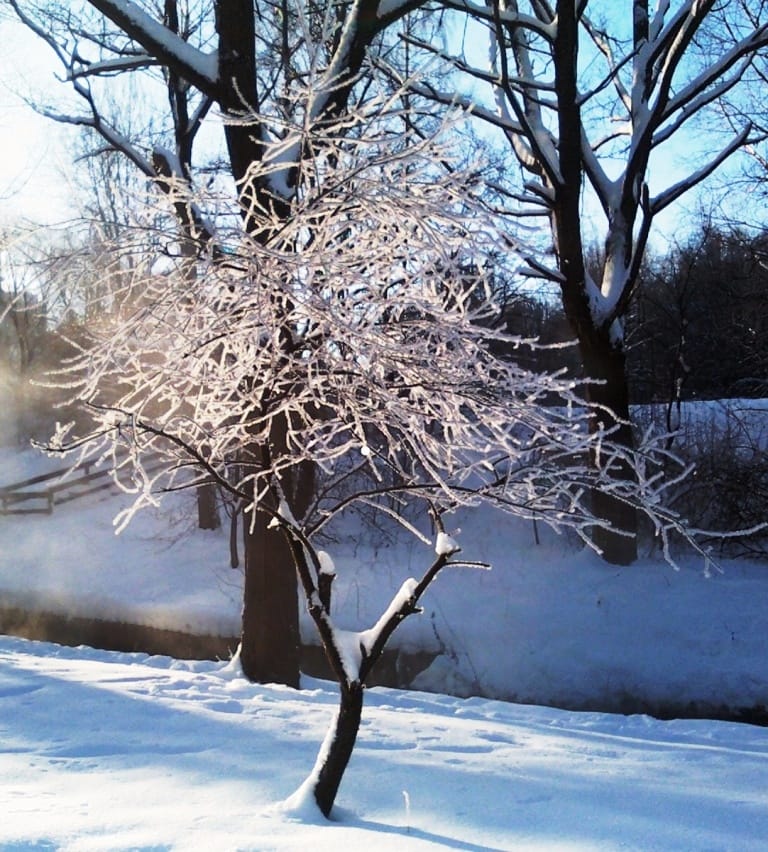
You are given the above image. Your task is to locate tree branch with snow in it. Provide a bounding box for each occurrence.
[400,0,768,565]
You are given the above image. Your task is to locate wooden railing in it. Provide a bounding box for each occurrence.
[0,456,166,516]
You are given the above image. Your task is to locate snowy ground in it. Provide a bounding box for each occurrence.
[2,441,768,847]
[3,634,768,851]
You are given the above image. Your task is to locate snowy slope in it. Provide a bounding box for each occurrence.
[2,635,768,850]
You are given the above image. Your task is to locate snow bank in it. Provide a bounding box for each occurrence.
[2,634,768,849]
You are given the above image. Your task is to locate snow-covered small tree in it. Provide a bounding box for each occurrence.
[48,100,694,817]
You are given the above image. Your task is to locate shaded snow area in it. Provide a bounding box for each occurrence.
[0,451,241,638]
[2,635,768,851]
[2,446,768,716]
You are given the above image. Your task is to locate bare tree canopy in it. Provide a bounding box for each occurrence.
[8,0,443,685]
[398,0,768,563]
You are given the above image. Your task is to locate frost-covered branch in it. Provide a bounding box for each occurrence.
[52,103,700,560]
[43,96,709,816]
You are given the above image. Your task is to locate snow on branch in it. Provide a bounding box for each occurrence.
[68,54,159,79]
[85,0,218,92]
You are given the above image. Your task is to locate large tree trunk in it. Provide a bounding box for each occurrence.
[196,483,220,530]
[554,269,641,564]
[238,424,313,687]
[313,682,364,818]
[215,5,303,685]
[581,331,638,566]
[550,0,636,565]
[240,509,301,687]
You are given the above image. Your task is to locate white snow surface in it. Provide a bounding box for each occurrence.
[435,530,460,556]
[2,635,768,849]
[2,445,768,846]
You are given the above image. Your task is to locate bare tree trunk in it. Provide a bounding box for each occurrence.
[237,408,314,686]
[214,3,304,684]
[240,510,301,687]
[582,333,638,566]
[196,483,220,530]
[313,681,364,818]
[552,1,638,565]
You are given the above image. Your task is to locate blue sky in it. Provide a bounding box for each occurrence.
[0,7,749,241]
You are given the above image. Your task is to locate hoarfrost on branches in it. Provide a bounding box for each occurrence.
[51,90,696,550]
[46,96,703,817]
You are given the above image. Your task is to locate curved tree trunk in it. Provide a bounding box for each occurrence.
[313,681,364,818]
[284,518,456,817]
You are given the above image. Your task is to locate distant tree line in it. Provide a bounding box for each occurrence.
[627,225,768,404]
[491,223,768,407]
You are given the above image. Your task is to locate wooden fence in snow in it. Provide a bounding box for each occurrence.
[0,456,165,516]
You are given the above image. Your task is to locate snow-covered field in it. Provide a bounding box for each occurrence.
[3,634,768,850]
[2,443,768,847]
